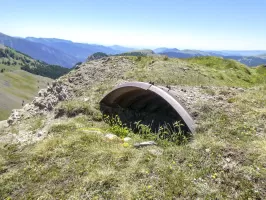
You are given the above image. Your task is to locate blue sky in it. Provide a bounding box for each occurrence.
[0,0,266,50]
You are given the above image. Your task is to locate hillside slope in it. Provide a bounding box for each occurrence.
[0,45,70,120]
[0,70,52,120]
[0,46,70,79]
[0,33,78,68]
[0,56,266,199]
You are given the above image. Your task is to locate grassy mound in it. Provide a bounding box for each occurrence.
[0,56,266,199]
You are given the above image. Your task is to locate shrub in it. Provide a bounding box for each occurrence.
[134,121,191,145]
[163,55,169,61]
[103,115,130,138]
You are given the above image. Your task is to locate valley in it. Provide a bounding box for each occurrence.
[0,45,69,120]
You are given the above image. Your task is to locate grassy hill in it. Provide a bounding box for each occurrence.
[0,46,70,79]
[0,45,70,120]
[0,70,51,120]
[118,49,156,56]
[0,56,266,199]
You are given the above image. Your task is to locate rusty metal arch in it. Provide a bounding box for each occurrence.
[100,82,195,133]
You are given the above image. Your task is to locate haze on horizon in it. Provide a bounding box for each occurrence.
[1,0,266,50]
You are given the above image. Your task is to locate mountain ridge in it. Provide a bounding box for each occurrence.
[0,33,78,68]
[1,32,266,68]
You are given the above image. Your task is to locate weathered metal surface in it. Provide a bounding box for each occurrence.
[100,82,195,133]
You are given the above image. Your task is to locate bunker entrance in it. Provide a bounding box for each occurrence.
[100,82,195,134]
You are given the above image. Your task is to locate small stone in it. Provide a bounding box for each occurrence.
[225,157,231,163]
[52,81,57,87]
[105,133,118,140]
[37,131,43,137]
[205,148,210,153]
[55,86,62,93]
[68,77,74,83]
[123,137,132,142]
[134,141,157,148]
[84,97,89,102]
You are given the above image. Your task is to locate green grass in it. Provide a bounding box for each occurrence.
[0,110,10,121]
[1,94,265,199]
[0,46,55,120]
[124,56,264,88]
[0,70,52,120]
[56,100,102,121]
[0,56,266,199]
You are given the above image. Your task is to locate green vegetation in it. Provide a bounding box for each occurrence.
[56,100,102,121]
[87,52,108,61]
[0,46,70,79]
[21,64,70,79]
[92,52,108,58]
[0,46,55,120]
[0,56,266,199]
[118,49,155,57]
[0,69,52,120]
[124,56,266,87]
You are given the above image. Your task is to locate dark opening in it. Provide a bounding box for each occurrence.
[100,86,191,134]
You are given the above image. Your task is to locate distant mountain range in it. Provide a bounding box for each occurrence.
[25,37,132,61]
[156,48,266,67]
[0,33,135,68]
[0,32,266,68]
[0,33,78,68]
[155,48,266,57]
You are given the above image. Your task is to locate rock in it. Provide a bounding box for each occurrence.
[55,86,62,93]
[123,137,132,142]
[38,89,48,97]
[37,131,43,137]
[68,77,74,83]
[7,110,21,125]
[105,133,118,140]
[84,97,89,102]
[52,81,57,87]
[238,88,245,92]
[6,82,70,125]
[134,141,157,148]
[225,157,231,163]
